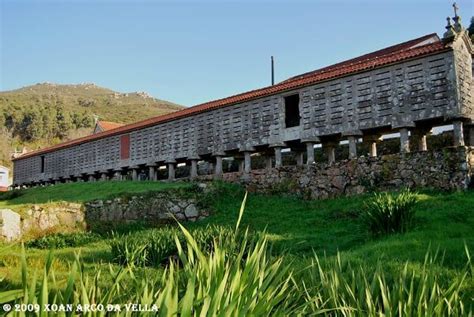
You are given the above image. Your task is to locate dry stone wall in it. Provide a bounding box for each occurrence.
[0,187,210,241]
[85,191,209,224]
[211,147,473,199]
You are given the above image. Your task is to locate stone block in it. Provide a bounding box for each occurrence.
[0,209,21,241]
[184,204,199,218]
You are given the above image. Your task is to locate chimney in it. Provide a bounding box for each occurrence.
[271,56,275,86]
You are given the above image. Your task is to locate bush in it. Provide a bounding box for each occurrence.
[362,188,418,236]
[301,249,471,316]
[110,227,178,267]
[110,225,246,267]
[0,190,23,201]
[25,232,101,249]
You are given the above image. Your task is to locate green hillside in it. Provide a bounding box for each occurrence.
[0,83,184,168]
[0,182,472,314]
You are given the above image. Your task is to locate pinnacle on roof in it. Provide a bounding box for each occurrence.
[444,2,469,42]
[444,17,456,40]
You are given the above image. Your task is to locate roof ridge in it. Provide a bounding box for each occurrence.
[282,33,439,83]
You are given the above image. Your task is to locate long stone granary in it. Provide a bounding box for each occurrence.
[12,22,474,187]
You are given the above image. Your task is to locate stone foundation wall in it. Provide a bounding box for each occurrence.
[0,209,21,241]
[22,203,86,234]
[0,187,210,241]
[202,147,474,199]
[85,190,209,224]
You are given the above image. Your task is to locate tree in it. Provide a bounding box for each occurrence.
[468,16,474,39]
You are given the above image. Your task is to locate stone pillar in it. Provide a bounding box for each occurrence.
[88,174,96,182]
[100,173,108,181]
[208,162,214,175]
[326,147,336,164]
[305,142,315,165]
[399,128,410,153]
[243,151,252,174]
[238,159,245,172]
[363,135,381,157]
[265,156,273,169]
[295,151,304,166]
[412,128,430,151]
[323,142,337,164]
[131,168,138,181]
[347,136,358,159]
[190,160,198,179]
[114,170,122,181]
[274,147,283,168]
[453,121,465,147]
[214,156,223,178]
[148,165,156,181]
[167,161,176,181]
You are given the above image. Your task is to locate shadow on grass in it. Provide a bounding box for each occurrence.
[0,181,190,206]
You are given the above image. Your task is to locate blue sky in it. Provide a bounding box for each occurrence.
[1,0,473,107]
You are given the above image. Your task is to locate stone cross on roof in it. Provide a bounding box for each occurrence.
[451,2,464,33]
[453,2,459,18]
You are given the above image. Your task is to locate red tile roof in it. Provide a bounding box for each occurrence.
[96,121,124,132]
[282,33,440,83]
[13,33,450,161]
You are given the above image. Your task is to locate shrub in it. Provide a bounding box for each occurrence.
[301,249,472,316]
[25,232,101,249]
[110,225,245,267]
[0,190,23,201]
[89,220,154,236]
[362,188,418,236]
[110,228,178,267]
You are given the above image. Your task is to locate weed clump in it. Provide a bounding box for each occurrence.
[362,188,418,236]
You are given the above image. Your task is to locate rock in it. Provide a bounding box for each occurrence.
[331,176,346,190]
[38,212,59,231]
[184,204,199,218]
[175,213,186,220]
[299,175,311,187]
[197,183,208,190]
[0,209,21,241]
[169,203,181,214]
[68,203,82,210]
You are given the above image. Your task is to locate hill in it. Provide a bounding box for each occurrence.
[0,83,184,168]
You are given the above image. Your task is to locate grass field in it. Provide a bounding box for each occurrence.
[0,181,472,314]
[0,181,189,211]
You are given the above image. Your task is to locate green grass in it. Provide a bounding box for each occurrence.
[0,181,190,210]
[199,185,473,271]
[0,182,472,312]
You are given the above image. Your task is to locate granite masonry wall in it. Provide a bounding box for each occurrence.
[84,190,209,224]
[0,188,209,241]
[205,147,474,199]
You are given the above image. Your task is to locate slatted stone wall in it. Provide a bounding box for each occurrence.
[452,37,474,118]
[12,47,473,185]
